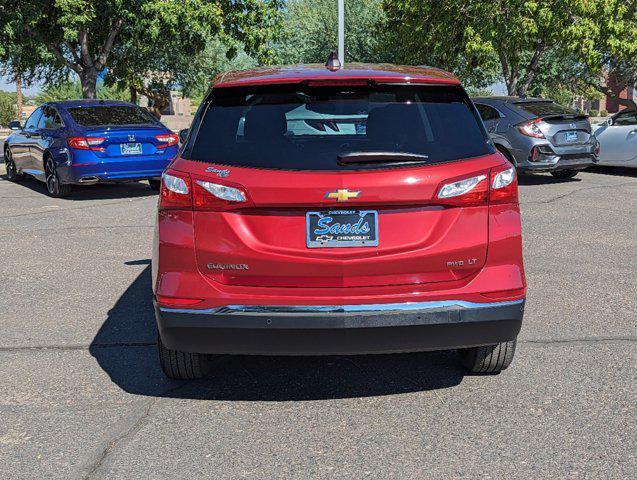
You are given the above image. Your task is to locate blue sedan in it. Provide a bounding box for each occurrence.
[4,100,179,197]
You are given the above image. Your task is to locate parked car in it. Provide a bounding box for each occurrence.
[152,62,526,379]
[473,96,599,179]
[593,109,637,168]
[3,100,179,197]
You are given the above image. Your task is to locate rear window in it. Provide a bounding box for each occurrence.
[514,101,577,117]
[68,106,158,127]
[183,84,493,170]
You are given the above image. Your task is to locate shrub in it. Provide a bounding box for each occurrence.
[600,110,608,117]
[588,109,599,117]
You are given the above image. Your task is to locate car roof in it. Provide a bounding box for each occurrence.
[473,96,552,103]
[212,63,461,89]
[47,99,136,109]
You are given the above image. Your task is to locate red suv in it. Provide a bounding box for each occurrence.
[152,64,526,379]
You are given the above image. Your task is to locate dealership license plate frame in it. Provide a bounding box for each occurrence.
[121,142,143,155]
[306,210,379,248]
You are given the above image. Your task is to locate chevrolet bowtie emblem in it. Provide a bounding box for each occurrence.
[325,189,361,202]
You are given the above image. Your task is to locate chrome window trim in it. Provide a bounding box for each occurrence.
[159,299,524,316]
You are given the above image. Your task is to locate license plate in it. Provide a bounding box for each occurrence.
[306,210,378,248]
[564,131,578,143]
[121,142,142,155]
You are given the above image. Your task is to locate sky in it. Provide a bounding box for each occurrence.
[0,77,41,95]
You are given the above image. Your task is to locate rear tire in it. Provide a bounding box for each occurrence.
[550,169,578,180]
[460,339,517,374]
[158,333,210,379]
[45,156,72,197]
[148,179,161,191]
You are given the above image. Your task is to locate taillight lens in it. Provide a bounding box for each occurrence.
[158,170,251,211]
[517,118,545,138]
[155,133,179,148]
[435,165,518,207]
[437,174,488,206]
[489,165,518,204]
[193,179,250,211]
[159,170,192,210]
[68,136,106,151]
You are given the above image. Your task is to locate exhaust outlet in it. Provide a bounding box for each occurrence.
[78,176,99,184]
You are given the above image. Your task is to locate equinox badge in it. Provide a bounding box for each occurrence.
[325,189,361,202]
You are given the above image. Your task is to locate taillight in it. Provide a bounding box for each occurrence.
[435,165,518,207]
[155,133,179,148]
[489,165,518,204]
[193,179,250,211]
[436,173,488,206]
[517,118,545,138]
[159,170,192,210]
[158,170,251,211]
[68,136,106,151]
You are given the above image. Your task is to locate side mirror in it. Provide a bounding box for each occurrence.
[178,128,189,144]
[606,118,613,126]
[8,120,22,130]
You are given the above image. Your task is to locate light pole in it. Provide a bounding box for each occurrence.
[338,0,344,66]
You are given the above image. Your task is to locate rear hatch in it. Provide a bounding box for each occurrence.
[514,100,592,146]
[179,83,501,288]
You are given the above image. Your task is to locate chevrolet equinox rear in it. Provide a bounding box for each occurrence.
[152,64,526,379]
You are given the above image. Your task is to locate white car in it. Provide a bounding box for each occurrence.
[594,110,637,168]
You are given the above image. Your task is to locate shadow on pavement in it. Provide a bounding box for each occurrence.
[518,173,582,186]
[586,165,637,178]
[90,262,466,401]
[2,174,158,200]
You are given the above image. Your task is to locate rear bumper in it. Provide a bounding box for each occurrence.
[514,140,599,172]
[59,156,173,184]
[156,299,525,355]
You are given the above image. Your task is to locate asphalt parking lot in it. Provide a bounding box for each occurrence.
[0,155,635,479]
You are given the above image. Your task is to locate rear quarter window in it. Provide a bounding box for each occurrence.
[184,84,494,171]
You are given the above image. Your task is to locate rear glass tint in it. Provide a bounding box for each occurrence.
[514,101,577,117]
[184,84,493,170]
[68,106,158,127]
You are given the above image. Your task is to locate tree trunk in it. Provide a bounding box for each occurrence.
[130,86,138,104]
[79,69,99,99]
[15,73,23,121]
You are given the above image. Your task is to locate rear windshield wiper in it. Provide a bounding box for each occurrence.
[338,152,429,166]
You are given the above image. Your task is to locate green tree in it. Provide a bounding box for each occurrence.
[104,1,280,117]
[277,0,388,64]
[0,91,17,126]
[34,80,130,104]
[563,0,637,109]
[381,0,637,104]
[382,0,575,93]
[0,1,281,100]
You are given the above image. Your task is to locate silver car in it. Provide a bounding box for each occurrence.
[594,109,637,168]
[473,97,600,179]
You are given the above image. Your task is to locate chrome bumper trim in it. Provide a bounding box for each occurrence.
[159,299,524,316]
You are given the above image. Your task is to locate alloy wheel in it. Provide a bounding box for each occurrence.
[4,149,18,181]
[45,158,58,195]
